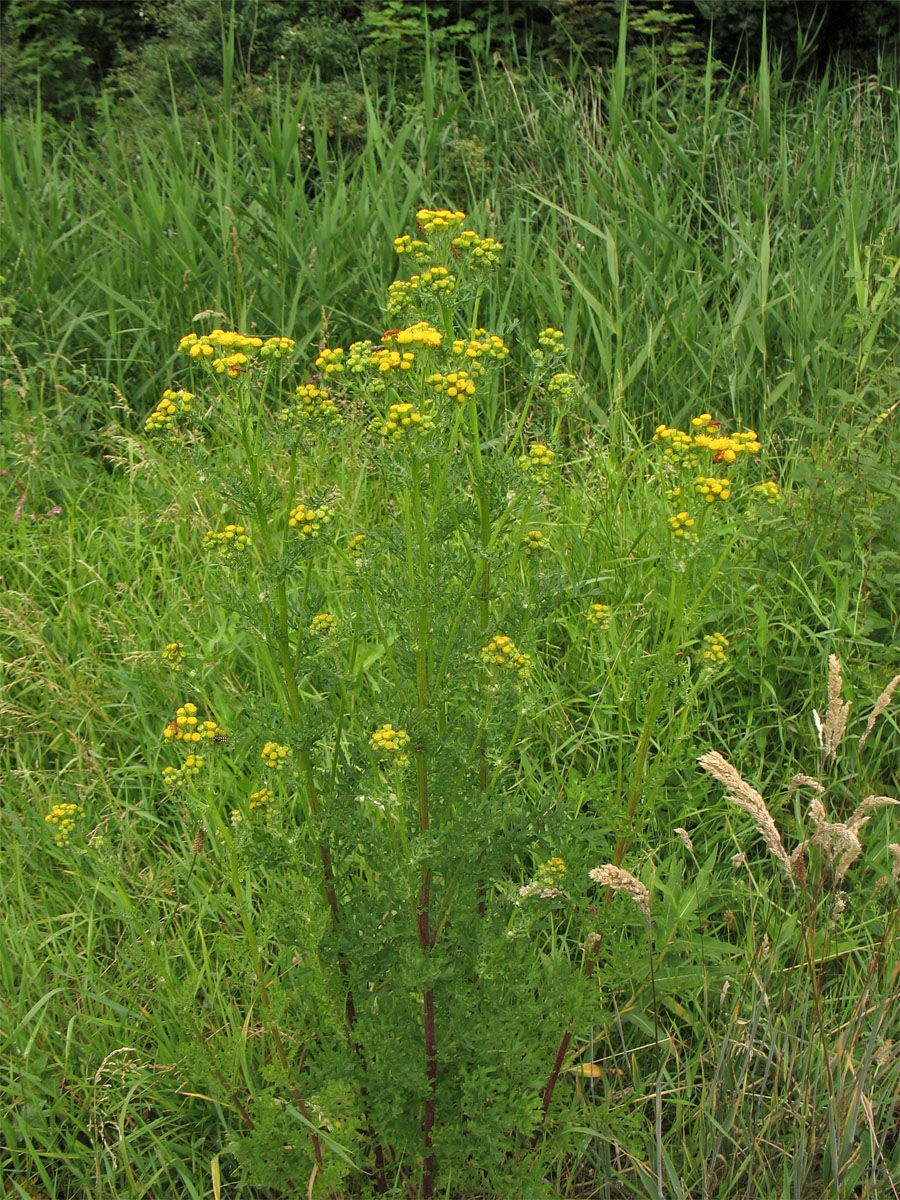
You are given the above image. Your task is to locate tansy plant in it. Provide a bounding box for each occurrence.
[139,208,780,1197]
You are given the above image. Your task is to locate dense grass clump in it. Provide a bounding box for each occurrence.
[2,33,899,1200]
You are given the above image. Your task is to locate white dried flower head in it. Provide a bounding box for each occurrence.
[847,795,900,833]
[788,773,825,797]
[813,708,824,747]
[698,751,794,884]
[674,827,694,852]
[589,864,650,920]
[822,654,851,763]
[859,672,900,750]
[889,844,900,884]
[731,851,747,869]
[831,891,847,928]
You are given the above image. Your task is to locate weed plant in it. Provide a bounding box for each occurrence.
[2,32,899,1200]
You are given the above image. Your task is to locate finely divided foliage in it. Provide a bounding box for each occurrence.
[3,44,899,1200]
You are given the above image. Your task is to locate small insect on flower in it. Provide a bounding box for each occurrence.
[213,733,229,745]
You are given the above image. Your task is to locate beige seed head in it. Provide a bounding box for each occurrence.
[674,827,694,852]
[823,654,851,763]
[859,672,900,750]
[698,751,794,884]
[589,864,650,920]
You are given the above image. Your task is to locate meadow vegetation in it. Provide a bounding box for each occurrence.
[2,16,899,1200]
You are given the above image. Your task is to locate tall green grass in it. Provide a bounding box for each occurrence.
[2,41,899,1199]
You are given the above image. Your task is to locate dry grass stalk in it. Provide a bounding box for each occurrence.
[589,865,650,920]
[674,827,694,852]
[859,672,900,750]
[889,844,900,884]
[698,751,795,884]
[788,773,825,796]
[822,654,852,763]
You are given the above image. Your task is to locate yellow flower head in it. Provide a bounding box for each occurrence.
[415,208,466,234]
[667,510,696,541]
[250,786,271,811]
[164,703,223,745]
[427,370,476,402]
[694,475,732,504]
[261,741,292,771]
[315,347,345,375]
[482,635,531,681]
[752,480,781,505]
[45,802,85,847]
[310,612,338,637]
[587,602,610,627]
[373,400,435,442]
[161,641,186,668]
[523,530,546,556]
[370,723,411,768]
[288,382,341,425]
[701,631,729,665]
[518,442,556,485]
[203,524,251,556]
[288,501,333,541]
[451,230,503,268]
[145,388,193,433]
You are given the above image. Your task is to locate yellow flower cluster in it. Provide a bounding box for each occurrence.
[694,475,732,503]
[211,353,248,378]
[260,335,295,359]
[288,501,333,540]
[654,414,761,465]
[162,754,204,788]
[145,388,193,433]
[451,229,502,266]
[387,268,457,314]
[250,786,271,810]
[547,372,577,402]
[349,533,366,559]
[519,855,568,900]
[482,634,531,680]
[373,347,415,373]
[203,524,251,556]
[752,480,781,505]
[393,234,431,265]
[538,328,565,351]
[522,530,546,555]
[310,612,337,636]
[370,723,411,767]
[519,443,555,484]
[261,741,292,770]
[161,641,185,669]
[290,382,341,424]
[45,802,84,846]
[374,401,435,442]
[667,510,696,540]
[179,330,264,356]
[347,340,375,373]
[385,321,443,349]
[315,347,344,375]
[416,208,466,233]
[451,332,509,375]
[164,703,223,744]
[701,632,729,665]
[587,603,610,627]
[427,370,476,401]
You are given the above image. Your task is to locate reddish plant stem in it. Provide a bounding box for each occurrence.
[533,941,601,1145]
